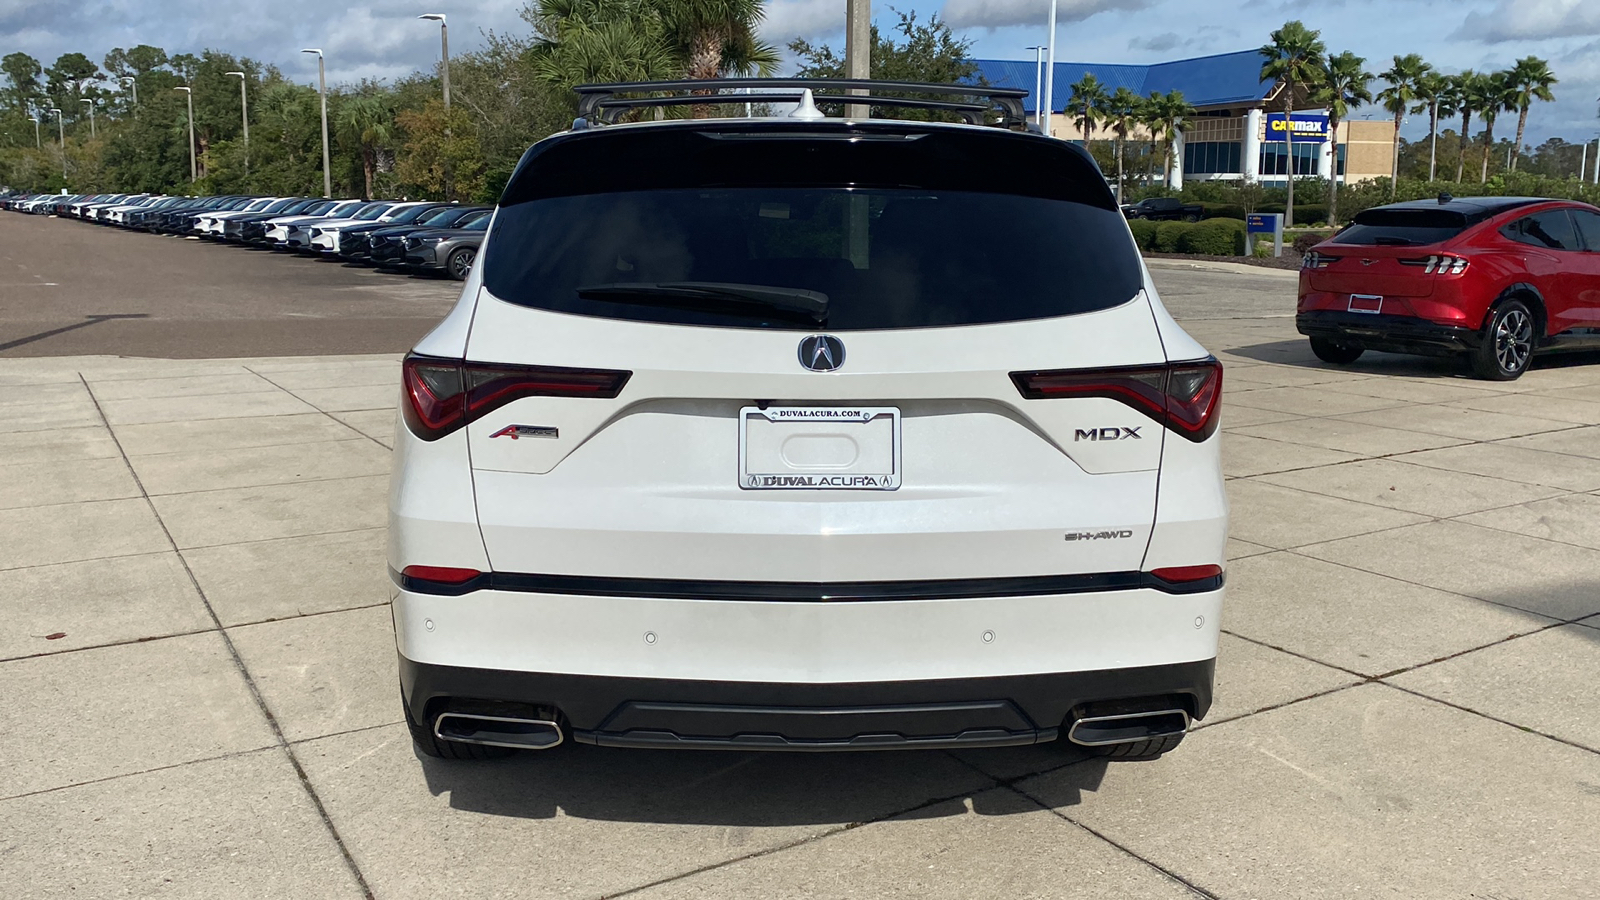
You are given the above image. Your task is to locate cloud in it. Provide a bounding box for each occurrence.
[760,0,847,43]
[941,0,1153,32]
[1455,0,1600,42]
[1128,32,1183,52]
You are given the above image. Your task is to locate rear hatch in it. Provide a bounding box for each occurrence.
[1309,208,1472,298]
[454,121,1172,584]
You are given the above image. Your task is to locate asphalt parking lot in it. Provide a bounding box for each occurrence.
[2,218,1599,898]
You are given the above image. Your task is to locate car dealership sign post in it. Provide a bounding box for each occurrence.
[1247,213,1283,257]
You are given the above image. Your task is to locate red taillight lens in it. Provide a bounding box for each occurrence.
[1150,564,1224,584]
[401,353,631,441]
[1010,359,1223,442]
[401,565,482,585]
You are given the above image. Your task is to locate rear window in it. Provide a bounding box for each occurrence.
[1334,209,1469,246]
[484,123,1141,331]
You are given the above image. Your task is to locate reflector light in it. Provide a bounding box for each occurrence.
[402,354,631,441]
[401,565,482,584]
[1149,565,1224,584]
[1010,359,1223,442]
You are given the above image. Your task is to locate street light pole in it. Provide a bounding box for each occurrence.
[79,98,95,138]
[1042,0,1057,138]
[29,116,40,149]
[226,71,249,178]
[419,15,452,200]
[844,0,870,119]
[121,76,137,106]
[302,49,331,198]
[50,108,65,180]
[174,87,197,182]
[1026,46,1044,128]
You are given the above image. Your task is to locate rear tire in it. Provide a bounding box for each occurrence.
[1310,336,1364,365]
[1470,298,1535,381]
[1182,213,1199,223]
[446,247,477,281]
[1094,732,1185,760]
[406,709,515,760]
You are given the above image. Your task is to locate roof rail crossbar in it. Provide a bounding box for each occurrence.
[592,91,994,125]
[574,78,1028,128]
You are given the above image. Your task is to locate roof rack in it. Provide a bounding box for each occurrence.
[572,78,1029,129]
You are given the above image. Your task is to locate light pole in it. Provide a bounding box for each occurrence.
[844,0,870,119]
[418,15,450,111]
[50,108,65,180]
[120,76,137,106]
[174,86,197,182]
[1042,0,1057,138]
[28,116,40,149]
[302,49,331,198]
[79,98,95,138]
[1026,46,1044,128]
[226,71,249,178]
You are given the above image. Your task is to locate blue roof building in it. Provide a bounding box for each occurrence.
[971,50,1396,187]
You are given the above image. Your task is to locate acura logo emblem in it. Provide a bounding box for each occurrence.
[798,334,845,372]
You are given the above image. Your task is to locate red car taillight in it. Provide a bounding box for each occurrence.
[401,353,631,441]
[1010,359,1223,442]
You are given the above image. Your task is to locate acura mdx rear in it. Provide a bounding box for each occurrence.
[389,101,1227,761]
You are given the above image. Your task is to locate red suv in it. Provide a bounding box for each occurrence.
[1297,196,1600,380]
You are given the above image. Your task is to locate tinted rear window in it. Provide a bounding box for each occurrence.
[484,124,1141,331]
[1335,209,1469,246]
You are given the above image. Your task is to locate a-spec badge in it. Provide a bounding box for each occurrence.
[797,334,845,372]
[489,424,559,440]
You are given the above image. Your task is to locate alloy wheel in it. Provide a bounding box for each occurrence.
[1494,308,1533,373]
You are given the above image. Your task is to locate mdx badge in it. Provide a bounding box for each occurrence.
[490,424,559,440]
[1074,427,1142,441]
[798,335,845,372]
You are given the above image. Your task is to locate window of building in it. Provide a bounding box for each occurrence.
[1184,141,1242,175]
[1259,142,1320,176]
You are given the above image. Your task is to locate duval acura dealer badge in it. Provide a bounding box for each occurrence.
[738,406,901,490]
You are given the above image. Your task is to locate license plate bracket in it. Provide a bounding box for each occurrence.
[1348,294,1383,314]
[739,406,901,490]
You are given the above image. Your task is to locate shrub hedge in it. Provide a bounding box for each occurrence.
[1128,218,1158,249]
[1136,218,1247,256]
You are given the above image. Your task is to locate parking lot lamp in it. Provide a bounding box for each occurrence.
[79,98,95,138]
[29,116,40,148]
[120,76,137,106]
[174,87,197,182]
[49,108,64,179]
[1026,46,1044,127]
[418,15,450,112]
[302,49,332,198]
[1041,0,1057,137]
[226,71,249,177]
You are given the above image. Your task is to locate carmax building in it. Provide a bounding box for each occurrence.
[975,50,1397,186]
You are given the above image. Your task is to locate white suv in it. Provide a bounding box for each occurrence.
[389,82,1227,761]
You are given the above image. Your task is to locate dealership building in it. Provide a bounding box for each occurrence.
[974,50,1397,186]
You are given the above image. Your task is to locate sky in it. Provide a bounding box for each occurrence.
[2,0,1596,144]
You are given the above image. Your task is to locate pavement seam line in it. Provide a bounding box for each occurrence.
[0,744,280,805]
[1374,681,1600,758]
[79,373,378,900]
[246,364,395,452]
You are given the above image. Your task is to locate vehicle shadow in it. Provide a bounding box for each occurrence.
[0,313,150,353]
[416,740,1112,825]
[1228,340,1600,378]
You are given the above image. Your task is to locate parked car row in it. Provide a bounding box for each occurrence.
[0,189,490,280]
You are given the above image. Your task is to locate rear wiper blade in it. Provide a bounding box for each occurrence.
[576,282,829,325]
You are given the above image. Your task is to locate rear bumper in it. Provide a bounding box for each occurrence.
[1296,310,1481,356]
[400,654,1215,750]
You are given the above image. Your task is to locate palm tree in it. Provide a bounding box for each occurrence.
[1471,71,1515,182]
[1104,86,1142,202]
[1066,73,1108,147]
[1377,54,1432,197]
[1313,51,1372,227]
[660,0,779,116]
[1506,56,1557,172]
[1145,89,1193,188]
[1453,70,1480,182]
[1259,21,1326,228]
[335,94,394,200]
[1414,71,1449,182]
[529,0,681,113]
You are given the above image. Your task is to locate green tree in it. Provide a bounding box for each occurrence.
[396,100,485,201]
[789,10,980,122]
[336,93,395,200]
[660,0,778,84]
[1470,71,1517,183]
[529,0,681,113]
[1313,51,1372,226]
[1505,56,1556,172]
[1143,90,1192,188]
[1103,86,1142,202]
[1414,71,1452,181]
[1378,54,1432,198]
[2,52,43,115]
[1453,71,1480,183]
[1066,73,1107,146]
[1259,21,1326,226]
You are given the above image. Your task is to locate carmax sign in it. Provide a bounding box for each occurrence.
[1266,113,1330,143]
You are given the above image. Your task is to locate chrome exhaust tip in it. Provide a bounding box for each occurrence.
[434,712,564,751]
[1066,708,1190,747]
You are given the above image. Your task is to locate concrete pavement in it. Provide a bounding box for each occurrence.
[3,326,1599,898]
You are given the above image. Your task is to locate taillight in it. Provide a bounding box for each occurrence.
[1149,565,1224,586]
[400,565,481,584]
[401,353,631,441]
[1010,359,1223,442]
[1302,251,1338,269]
[1399,254,1468,274]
